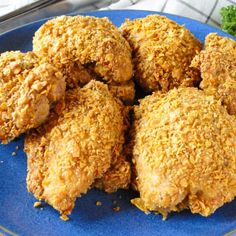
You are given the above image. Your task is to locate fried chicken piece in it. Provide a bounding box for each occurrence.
[33,15,134,103]
[120,15,201,92]
[131,87,236,218]
[25,81,126,217]
[191,33,236,115]
[0,51,65,143]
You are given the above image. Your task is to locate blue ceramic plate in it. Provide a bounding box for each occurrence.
[0,10,235,236]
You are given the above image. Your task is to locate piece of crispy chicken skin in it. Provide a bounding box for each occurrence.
[25,81,128,217]
[131,87,236,218]
[0,51,65,143]
[191,33,236,115]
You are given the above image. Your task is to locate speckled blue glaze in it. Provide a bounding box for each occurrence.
[0,10,235,236]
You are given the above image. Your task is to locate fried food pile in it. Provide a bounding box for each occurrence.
[0,14,236,220]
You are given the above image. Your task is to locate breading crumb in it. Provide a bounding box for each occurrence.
[15,145,20,150]
[33,201,42,208]
[11,152,16,156]
[113,206,120,212]
[154,211,168,220]
[95,201,102,206]
[60,215,69,221]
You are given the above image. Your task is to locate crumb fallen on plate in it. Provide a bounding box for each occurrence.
[33,201,42,208]
[11,152,16,156]
[95,201,102,206]
[60,215,69,221]
[112,206,121,212]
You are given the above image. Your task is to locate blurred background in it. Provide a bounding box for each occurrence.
[0,0,235,34]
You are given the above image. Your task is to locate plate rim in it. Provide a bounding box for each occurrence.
[0,9,235,40]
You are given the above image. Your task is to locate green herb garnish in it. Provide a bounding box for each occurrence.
[221,5,236,36]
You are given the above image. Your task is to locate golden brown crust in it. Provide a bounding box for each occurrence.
[132,87,236,217]
[120,14,202,92]
[191,33,236,115]
[94,154,131,193]
[33,15,133,88]
[108,80,135,105]
[94,105,132,193]
[205,32,236,52]
[0,51,65,143]
[25,80,126,216]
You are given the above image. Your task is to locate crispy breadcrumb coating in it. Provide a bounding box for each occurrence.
[205,32,236,52]
[191,33,236,115]
[94,154,131,193]
[33,15,133,89]
[132,87,236,217]
[94,106,132,193]
[120,15,201,92]
[25,80,126,217]
[108,80,135,105]
[0,51,65,143]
